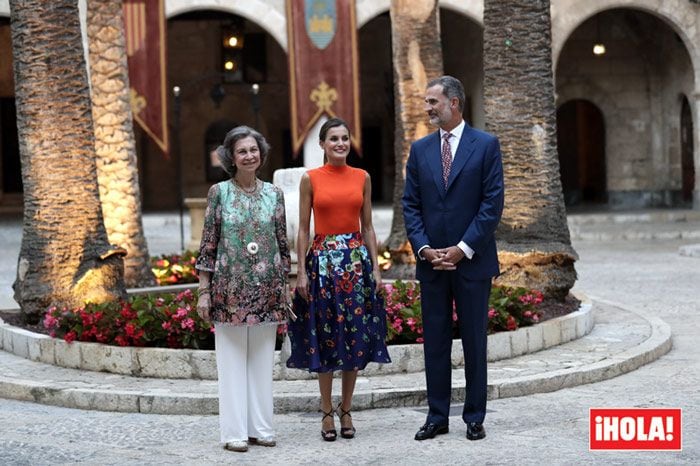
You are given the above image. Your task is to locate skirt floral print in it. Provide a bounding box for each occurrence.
[286,232,391,372]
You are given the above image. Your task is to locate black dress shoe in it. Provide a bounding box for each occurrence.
[414,423,449,441]
[466,422,486,440]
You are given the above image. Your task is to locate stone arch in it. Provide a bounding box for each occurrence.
[555,5,697,208]
[356,0,482,28]
[166,0,287,51]
[552,0,699,89]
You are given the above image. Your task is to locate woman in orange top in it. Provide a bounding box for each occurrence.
[286,118,390,441]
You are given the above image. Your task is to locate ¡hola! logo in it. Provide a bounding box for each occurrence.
[589,408,682,451]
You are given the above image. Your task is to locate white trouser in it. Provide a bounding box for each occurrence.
[215,323,277,444]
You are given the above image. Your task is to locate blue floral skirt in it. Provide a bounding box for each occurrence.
[286,232,391,373]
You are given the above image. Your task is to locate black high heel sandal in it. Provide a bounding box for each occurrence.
[321,407,337,442]
[337,402,356,439]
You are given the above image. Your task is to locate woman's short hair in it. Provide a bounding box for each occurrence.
[319,118,350,141]
[216,125,271,176]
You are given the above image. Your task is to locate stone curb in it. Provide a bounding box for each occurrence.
[570,228,700,241]
[0,298,670,415]
[567,209,700,225]
[0,294,593,381]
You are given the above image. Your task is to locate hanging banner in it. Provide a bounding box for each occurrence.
[123,0,169,155]
[287,0,361,156]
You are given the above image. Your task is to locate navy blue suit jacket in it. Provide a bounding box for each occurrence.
[402,124,504,282]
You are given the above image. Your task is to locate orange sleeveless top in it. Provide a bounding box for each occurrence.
[308,164,366,235]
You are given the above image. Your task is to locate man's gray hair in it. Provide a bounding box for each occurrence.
[216,125,271,176]
[427,75,465,112]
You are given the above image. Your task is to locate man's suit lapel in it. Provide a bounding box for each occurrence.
[446,124,476,191]
[426,131,446,197]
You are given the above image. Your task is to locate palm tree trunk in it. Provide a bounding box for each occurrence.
[10,0,126,322]
[385,0,443,279]
[87,0,155,287]
[483,0,577,299]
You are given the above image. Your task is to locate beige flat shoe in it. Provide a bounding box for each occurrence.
[223,440,248,452]
[248,437,276,447]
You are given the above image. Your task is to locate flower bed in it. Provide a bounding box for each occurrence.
[43,274,545,350]
[44,289,214,349]
[384,280,543,343]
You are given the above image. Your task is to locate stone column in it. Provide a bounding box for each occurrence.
[302,116,327,169]
[272,167,311,265]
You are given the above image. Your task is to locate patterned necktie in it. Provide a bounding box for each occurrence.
[441,132,453,187]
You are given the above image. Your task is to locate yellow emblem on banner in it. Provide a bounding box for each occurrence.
[308,15,333,34]
[309,81,337,113]
[130,88,147,115]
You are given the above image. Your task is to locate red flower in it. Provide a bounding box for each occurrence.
[64,331,77,343]
[340,280,354,293]
[506,315,518,331]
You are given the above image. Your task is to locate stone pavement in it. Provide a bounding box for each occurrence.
[0,209,699,464]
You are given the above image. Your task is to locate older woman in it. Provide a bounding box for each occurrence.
[195,126,290,453]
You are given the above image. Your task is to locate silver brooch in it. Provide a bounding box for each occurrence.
[246,242,259,255]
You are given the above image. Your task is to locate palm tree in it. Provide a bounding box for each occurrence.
[10,0,126,322]
[385,0,443,279]
[483,0,577,299]
[87,0,155,287]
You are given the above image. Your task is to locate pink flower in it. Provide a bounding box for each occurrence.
[162,321,172,331]
[416,337,424,343]
[175,308,188,319]
[181,318,195,331]
[43,314,58,329]
[488,308,497,319]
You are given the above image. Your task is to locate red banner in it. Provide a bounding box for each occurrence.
[123,0,168,155]
[287,0,361,156]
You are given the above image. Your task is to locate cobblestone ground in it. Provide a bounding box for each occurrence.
[1,219,699,464]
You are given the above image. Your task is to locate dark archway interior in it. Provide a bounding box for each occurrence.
[681,96,694,203]
[556,100,606,205]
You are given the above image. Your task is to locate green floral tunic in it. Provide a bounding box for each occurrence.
[195,179,291,326]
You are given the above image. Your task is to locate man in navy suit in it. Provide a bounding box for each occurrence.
[403,75,504,441]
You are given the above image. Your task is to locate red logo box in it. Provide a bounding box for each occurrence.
[590,408,682,451]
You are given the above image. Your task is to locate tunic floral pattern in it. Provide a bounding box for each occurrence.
[195,179,291,326]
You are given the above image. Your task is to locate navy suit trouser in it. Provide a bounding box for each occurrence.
[421,272,490,426]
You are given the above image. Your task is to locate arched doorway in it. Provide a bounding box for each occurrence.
[356,8,484,203]
[440,8,483,129]
[0,17,22,204]
[140,9,289,210]
[556,100,606,205]
[357,12,394,203]
[681,96,695,204]
[556,9,695,208]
